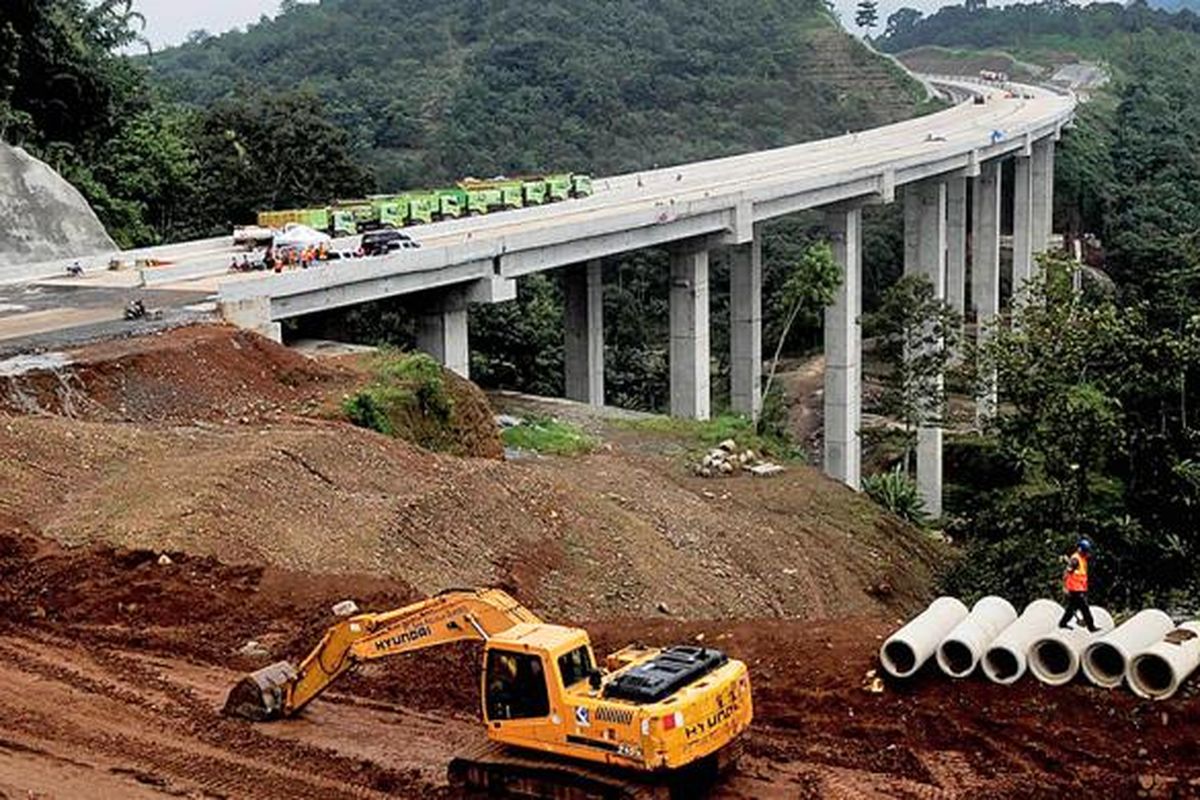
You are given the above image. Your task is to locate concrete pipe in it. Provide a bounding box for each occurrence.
[1028,606,1115,686]
[936,596,1017,678]
[982,599,1064,685]
[1082,609,1175,689]
[879,597,969,679]
[1127,621,1200,701]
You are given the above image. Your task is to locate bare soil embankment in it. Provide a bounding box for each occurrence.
[0,324,941,620]
[10,325,1186,798]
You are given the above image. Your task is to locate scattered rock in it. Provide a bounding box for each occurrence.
[157,553,173,566]
[657,601,672,615]
[866,581,894,598]
[332,599,360,617]
[691,439,783,479]
[237,640,271,659]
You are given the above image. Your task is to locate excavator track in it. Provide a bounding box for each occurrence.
[448,739,743,800]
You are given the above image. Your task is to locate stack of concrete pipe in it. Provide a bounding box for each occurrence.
[880,597,1200,700]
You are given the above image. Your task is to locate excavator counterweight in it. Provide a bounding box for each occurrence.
[224,588,752,798]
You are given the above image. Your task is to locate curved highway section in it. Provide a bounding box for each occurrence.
[216,79,1074,321]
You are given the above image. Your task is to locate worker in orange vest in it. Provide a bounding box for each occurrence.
[1059,538,1099,631]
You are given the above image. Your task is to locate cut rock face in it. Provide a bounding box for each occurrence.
[0,143,115,268]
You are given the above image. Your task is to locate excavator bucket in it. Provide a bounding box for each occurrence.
[222,661,297,721]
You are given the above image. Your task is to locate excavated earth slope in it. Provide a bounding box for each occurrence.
[0,324,939,620]
[0,144,115,268]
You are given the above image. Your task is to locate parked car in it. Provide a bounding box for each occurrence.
[361,229,421,256]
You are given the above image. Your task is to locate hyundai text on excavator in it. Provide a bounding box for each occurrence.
[224,588,752,799]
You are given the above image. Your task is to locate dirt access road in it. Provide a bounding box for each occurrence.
[2,540,1198,800]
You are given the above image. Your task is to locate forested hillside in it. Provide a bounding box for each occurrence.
[1143,0,1200,13]
[878,0,1200,63]
[149,0,931,188]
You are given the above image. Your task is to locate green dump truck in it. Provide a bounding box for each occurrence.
[253,171,595,237]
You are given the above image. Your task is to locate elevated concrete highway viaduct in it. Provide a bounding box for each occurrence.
[219,78,1075,517]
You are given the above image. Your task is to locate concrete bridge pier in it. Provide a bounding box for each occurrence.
[728,236,763,419]
[904,180,948,519]
[416,286,470,378]
[945,176,968,321]
[563,260,605,406]
[1012,150,1035,305]
[218,296,282,343]
[823,206,863,490]
[972,159,1002,423]
[1031,138,1055,256]
[669,244,711,420]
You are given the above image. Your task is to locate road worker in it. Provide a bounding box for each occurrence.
[1058,538,1099,631]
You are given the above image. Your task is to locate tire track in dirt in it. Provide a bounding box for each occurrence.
[0,630,445,799]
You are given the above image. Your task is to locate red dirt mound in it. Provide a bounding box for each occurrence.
[1,324,341,422]
[0,524,421,667]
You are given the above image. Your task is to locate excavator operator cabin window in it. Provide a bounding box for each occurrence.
[485,650,550,721]
[557,645,594,688]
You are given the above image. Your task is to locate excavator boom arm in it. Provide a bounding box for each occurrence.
[224,588,541,720]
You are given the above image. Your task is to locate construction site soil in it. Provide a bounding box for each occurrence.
[1,325,1197,799]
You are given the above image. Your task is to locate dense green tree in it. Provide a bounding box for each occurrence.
[469,274,566,398]
[947,258,1200,609]
[91,106,198,244]
[867,275,961,472]
[188,91,374,235]
[0,1,148,149]
[876,0,1200,54]
[884,8,925,39]
[855,0,880,32]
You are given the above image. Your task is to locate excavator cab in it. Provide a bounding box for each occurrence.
[485,648,558,722]
[478,624,598,755]
[484,632,597,725]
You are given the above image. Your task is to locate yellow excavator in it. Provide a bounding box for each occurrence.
[225,588,752,799]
